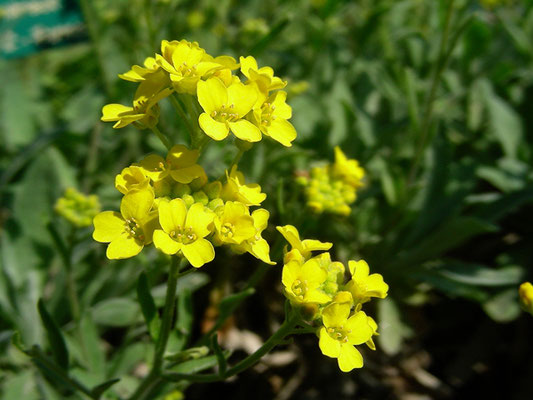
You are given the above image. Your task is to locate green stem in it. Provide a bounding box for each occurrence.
[129,257,183,400]
[150,126,172,150]
[163,313,300,383]
[169,95,196,139]
[407,0,456,186]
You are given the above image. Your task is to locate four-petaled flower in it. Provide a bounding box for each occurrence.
[197,78,261,142]
[282,256,332,305]
[345,260,389,305]
[318,302,373,372]
[153,199,215,268]
[276,225,332,260]
[93,189,157,259]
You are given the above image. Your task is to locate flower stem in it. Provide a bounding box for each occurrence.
[407,0,456,186]
[150,126,172,150]
[169,95,197,140]
[163,312,300,383]
[129,257,184,400]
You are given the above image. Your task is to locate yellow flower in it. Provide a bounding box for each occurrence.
[102,70,172,129]
[214,201,256,245]
[55,188,101,228]
[276,225,332,260]
[139,145,205,184]
[252,91,296,147]
[231,208,275,265]
[153,199,215,268]
[221,165,266,206]
[115,165,151,194]
[197,77,261,142]
[282,255,332,305]
[332,146,365,188]
[119,57,159,82]
[93,189,157,259]
[156,39,228,94]
[318,302,373,372]
[239,55,286,100]
[345,260,388,305]
[519,282,533,315]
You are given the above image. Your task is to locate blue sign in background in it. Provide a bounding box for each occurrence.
[0,0,87,59]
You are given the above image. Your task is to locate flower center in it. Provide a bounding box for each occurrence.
[259,102,276,127]
[220,222,234,238]
[169,226,197,244]
[125,218,145,241]
[178,61,198,77]
[211,104,239,123]
[326,326,351,343]
[291,279,308,300]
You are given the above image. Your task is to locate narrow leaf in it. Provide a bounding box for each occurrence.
[137,272,161,341]
[37,299,69,370]
[91,378,120,398]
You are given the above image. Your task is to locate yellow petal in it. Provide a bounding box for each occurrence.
[251,208,269,231]
[366,274,389,298]
[101,104,134,121]
[227,81,257,117]
[167,145,199,168]
[249,239,276,265]
[301,258,327,287]
[153,229,182,255]
[170,164,205,184]
[185,203,214,238]
[139,154,167,181]
[182,238,215,268]
[106,233,143,259]
[199,113,229,140]
[322,303,350,328]
[120,189,155,221]
[305,289,332,304]
[239,56,258,79]
[93,211,124,243]
[228,120,262,142]
[346,311,373,345]
[318,327,341,358]
[349,260,369,279]
[281,260,301,289]
[276,225,303,253]
[265,119,297,147]
[158,198,187,233]
[338,344,363,372]
[197,78,227,114]
[271,91,292,119]
[301,239,332,253]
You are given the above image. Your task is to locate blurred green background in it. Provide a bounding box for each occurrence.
[1,0,533,399]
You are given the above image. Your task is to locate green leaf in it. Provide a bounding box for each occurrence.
[37,299,69,370]
[79,313,105,378]
[396,217,497,267]
[11,331,28,354]
[481,79,523,159]
[92,298,140,327]
[137,272,161,341]
[436,263,523,287]
[171,351,231,374]
[165,346,209,363]
[377,297,412,356]
[90,378,121,398]
[482,288,521,323]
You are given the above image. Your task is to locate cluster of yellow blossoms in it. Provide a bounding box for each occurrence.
[55,188,101,228]
[101,39,297,147]
[95,39,387,374]
[297,147,365,216]
[92,144,273,267]
[277,225,388,372]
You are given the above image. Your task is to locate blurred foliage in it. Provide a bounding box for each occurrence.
[1,0,533,398]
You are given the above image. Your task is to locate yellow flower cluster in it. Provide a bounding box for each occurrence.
[101,39,297,147]
[277,225,388,372]
[298,147,365,216]
[92,145,274,267]
[55,188,101,228]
